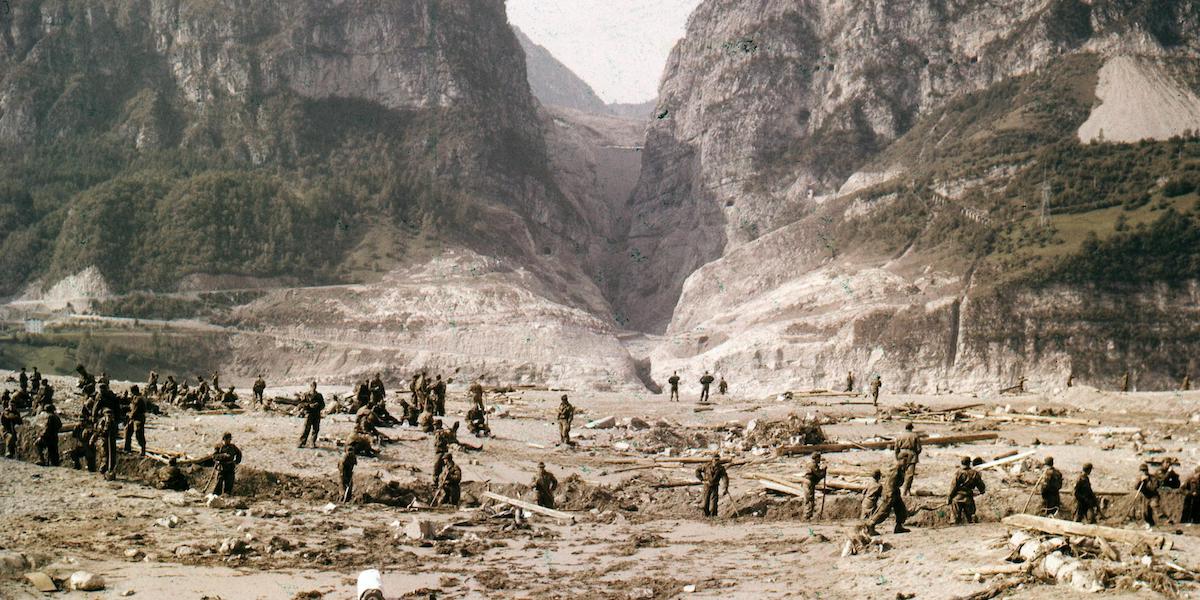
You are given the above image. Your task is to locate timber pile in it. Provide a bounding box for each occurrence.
[956,516,1194,596]
[777,432,999,456]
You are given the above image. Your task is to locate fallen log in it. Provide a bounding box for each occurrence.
[956,564,1029,576]
[975,450,1037,471]
[653,481,703,489]
[482,491,574,522]
[969,412,1098,426]
[1001,514,1164,549]
[758,479,808,497]
[925,402,985,415]
[777,432,999,456]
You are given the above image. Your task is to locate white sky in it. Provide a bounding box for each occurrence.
[506,0,702,105]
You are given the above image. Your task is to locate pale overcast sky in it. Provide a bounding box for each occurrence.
[506,0,702,105]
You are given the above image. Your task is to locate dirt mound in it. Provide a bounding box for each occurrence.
[743,413,827,448]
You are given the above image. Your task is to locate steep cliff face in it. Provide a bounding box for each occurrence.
[630,0,1200,393]
[514,26,610,115]
[618,0,1200,332]
[0,0,647,388]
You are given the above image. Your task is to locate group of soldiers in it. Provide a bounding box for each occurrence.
[694,420,1200,531]
[666,371,728,403]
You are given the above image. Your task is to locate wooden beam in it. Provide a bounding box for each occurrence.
[976,450,1037,471]
[653,481,703,489]
[759,480,807,496]
[482,491,574,522]
[777,432,999,456]
[1001,514,1164,549]
[969,412,1098,426]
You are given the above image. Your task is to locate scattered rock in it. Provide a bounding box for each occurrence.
[628,417,651,430]
[156,515,181,528]
[219,538,249,556]
[206,495,247,510]
[0,551,29,577]
[683,583,697,593]
[321,502,337,514]
[69,571,105,591]
[174,545,196,557]
[123,549,143,560]
[404,517,437,541]
[25,572,57,592]
[121,590,136,596]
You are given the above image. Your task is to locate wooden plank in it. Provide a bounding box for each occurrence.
[653,481,703,489]
[759,480,807,496]
[976,450,1037,471]
[1001,514,1164,549]
[777,432,998,456]
[482,491,574,522]
[969,412,1098,426]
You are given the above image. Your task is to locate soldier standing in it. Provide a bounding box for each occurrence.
[298,382,325,448]
[435,453,462,507]
[667,371,680,402]
[1181,468,1200,524]
[893,423,921,496]
[433,375,447,416]
[36,404,61,467]
[1073,463,1099,523]
[97,405,119,480]
[123,390,147,455]
[369,373,386,403]
[869,460,910,534]
[1121,371,1131,392]
[2,397,22,458]
[410,374,422,411]
[699,371,714,403]
[860,469,883,519]
[339,445,356,503]
[1135,463,1166,526]
[146,370,159,395]
[212,432,242,496]
[18,367,27,393]
[695,452,729,517]
[531,462,559,509]
[252,375,266,405]
[30,367,41,395]
[803,452,827,519]
[870,375,882,406]
[718,377,728,395]
[948,457,986,524]
[845,371,855,393]
[556,395,575,446]
[1038,457,1063,516]
[469,379,485,411]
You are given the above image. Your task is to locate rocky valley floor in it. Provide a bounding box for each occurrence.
[1,377,1199,599]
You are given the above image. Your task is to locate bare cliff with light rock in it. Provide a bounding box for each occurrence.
[624,0,1200,395]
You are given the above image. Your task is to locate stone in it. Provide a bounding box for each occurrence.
[156,515,181,528]
[69,571,105,591]
[628,417,651,430]
[321,502,337,514]
[123,549,143,560]
[404,517,437,541]
[174,545,196,557]
[0,551,29,577]
[219,538,248,556]
[683,584,697,593]
[25,572,56,592]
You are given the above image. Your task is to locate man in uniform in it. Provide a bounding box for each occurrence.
[11,388,29,412]
[146,370,158,396]
[124,389,147,455]
[30,367,41,395]
[18,367,27,393]
[1181,467,1200,524]
[409,374,422,411]
[869,459,910,534]
[2,396,22,458]
[163,375,178,403]
[252,375,266,405]
[803,452,827,519]
[696,452,730,518]
[339,445,356,503]
[433,374,447,416]
[531,462,559,509]
[699,371,714,403]
[76,364,96,397]
[1157,458,1182,490]
[845,371,855,393]
[369,373,386,404]
[212,432,242,496]
[556,395,575,446]
[96,381,120,480]
[948,457,986,524]
[1135,463,1166,526]
[157,457,189,491]
[718,377,728,395]
[36,381,53,412]
[1073,463,1099,524]
[36,404,61,467]
[298,381,325,448]
[893,423,921,496]
[434,453,462,507]
[70,396,98,471]
[469,378,485,411]
[417,404,435,433]
[466,404,491,437]
[1038,456,1063,516]
[870,375,882,406]
[667,371,680,402]
[860,469,883,519]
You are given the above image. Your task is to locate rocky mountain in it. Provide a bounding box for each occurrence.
[513,26,610,115]
[0,0,644,388]
[620,0,1200,393]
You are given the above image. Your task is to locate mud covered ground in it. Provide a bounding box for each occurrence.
[1,377,1199,599]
